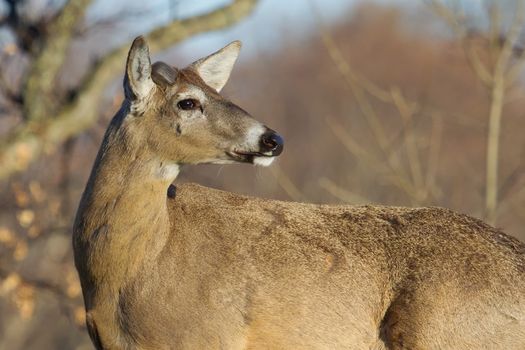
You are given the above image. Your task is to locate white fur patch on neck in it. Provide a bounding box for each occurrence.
[155,163,180,180]
[253,156,275,167]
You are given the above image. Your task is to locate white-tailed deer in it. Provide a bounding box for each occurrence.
[73,36,525,349]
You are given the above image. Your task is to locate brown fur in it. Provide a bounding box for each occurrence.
[73,37,525,349]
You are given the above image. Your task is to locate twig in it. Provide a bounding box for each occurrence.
[319,177,370,204]
[424,112,443,201]
[311,3,436,205]
[270,164,306,202]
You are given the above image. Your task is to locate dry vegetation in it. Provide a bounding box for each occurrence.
[0,0,524,348]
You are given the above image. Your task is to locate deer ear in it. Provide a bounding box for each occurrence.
[124,36,154,100]
[191,41,241,92]
[151,61,178,87]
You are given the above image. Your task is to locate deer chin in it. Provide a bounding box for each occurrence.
[253,156,275,167]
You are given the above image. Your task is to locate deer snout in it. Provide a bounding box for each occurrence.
[260,130,284,156]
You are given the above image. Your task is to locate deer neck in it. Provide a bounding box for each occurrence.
[75,109,179,287]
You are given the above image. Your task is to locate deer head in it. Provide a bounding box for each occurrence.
[121,36,283,179]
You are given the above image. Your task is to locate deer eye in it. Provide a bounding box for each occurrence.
[177,99,199,111]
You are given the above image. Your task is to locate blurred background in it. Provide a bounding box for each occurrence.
[0,0,524,348]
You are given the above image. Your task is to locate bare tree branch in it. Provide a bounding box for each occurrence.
[0,0,259,180]
[485,0,525,224]
[424,112,443,201]
[312,3,440,205]
[23,0,93,122]
[430,0,525,225]
[269,164,306,202]
[319,177,370,204]
[390,87,424,195]
[428,0,493,85]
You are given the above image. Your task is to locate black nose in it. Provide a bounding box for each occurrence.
[260,130,284,156]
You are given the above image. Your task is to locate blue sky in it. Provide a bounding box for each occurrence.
[85,0,376,62]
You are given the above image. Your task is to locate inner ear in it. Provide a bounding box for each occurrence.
[190,41,241,92]
[124,36,154,100]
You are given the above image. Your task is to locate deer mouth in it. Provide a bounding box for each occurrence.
[227,150,274,163]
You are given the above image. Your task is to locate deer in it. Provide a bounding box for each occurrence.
[73,35,525,350]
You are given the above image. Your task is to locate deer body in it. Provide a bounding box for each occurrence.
[74,37,525,349]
